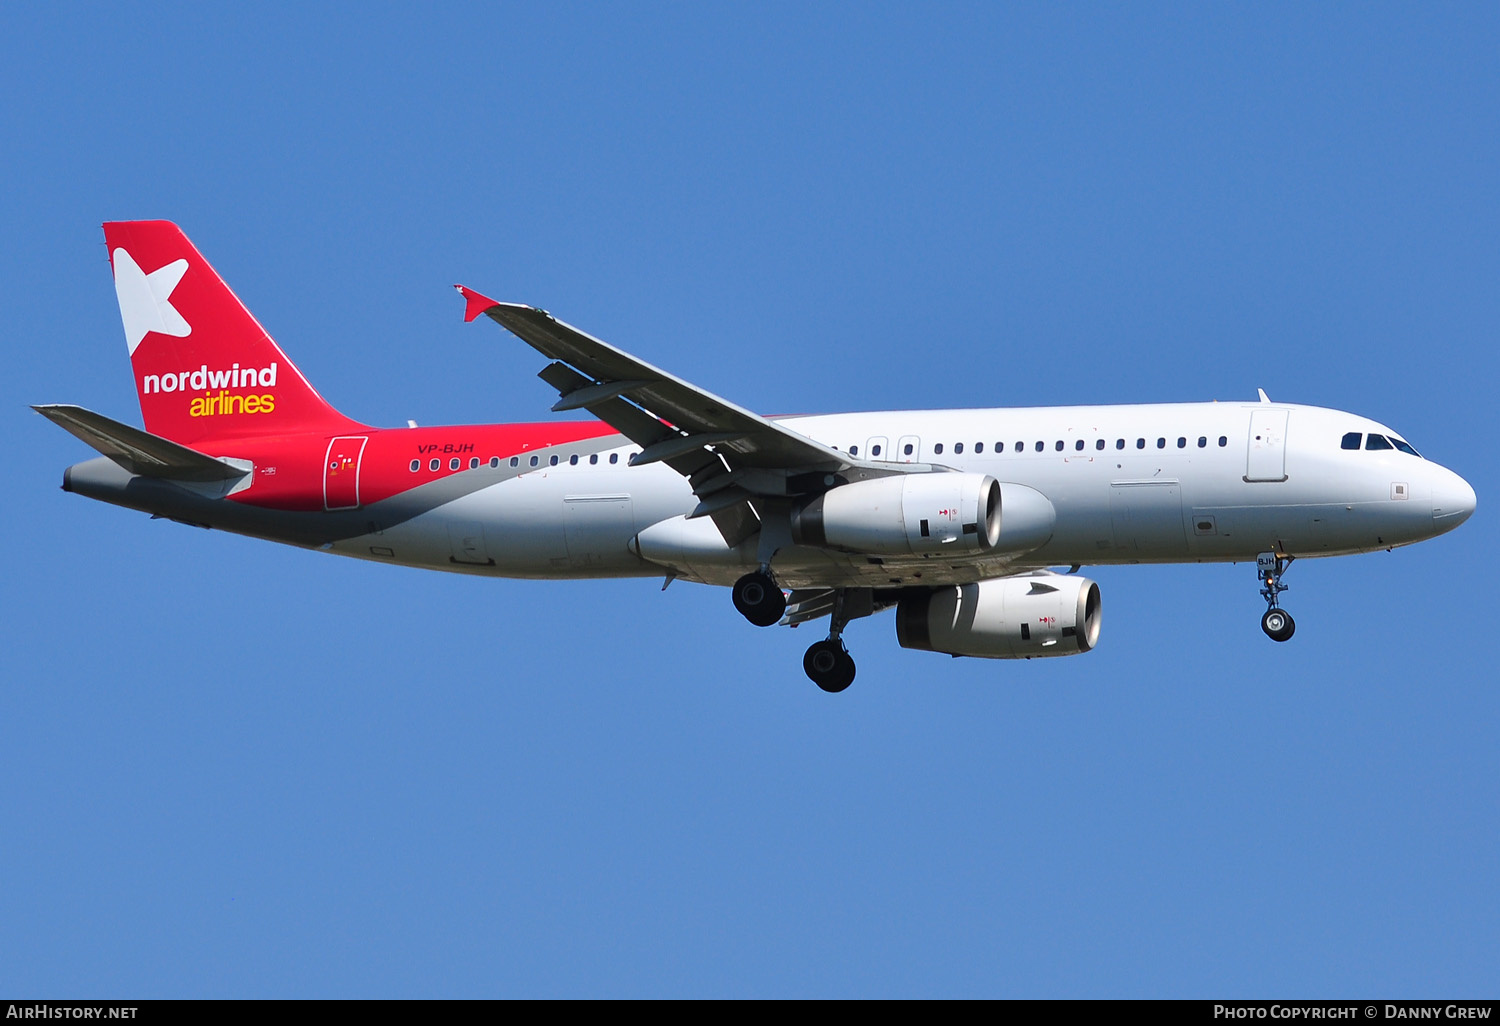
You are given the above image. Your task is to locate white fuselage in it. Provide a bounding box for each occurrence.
[338,399,1474,589]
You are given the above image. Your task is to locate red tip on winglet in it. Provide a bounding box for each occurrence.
[454,284,499,323]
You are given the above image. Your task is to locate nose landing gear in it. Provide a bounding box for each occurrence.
[1257,552,1296,642]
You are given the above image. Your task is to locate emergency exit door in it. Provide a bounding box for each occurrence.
[1245,410,1289,483]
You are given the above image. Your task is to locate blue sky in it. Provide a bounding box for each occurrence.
[3,3,1496,997]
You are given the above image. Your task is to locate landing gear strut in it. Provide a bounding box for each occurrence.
[804,590,861,692]
[732,568,786,627]
[1257,552,1296,642]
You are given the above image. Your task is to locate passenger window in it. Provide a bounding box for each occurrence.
[1366,434,1393,450]
[409,459,419,472]
[1095,439,1104,450]
[550,455,560,465]
[933,443,943,455]
[1177,437,1186,448]
[609,453,619,464]
[975,442,984,454]
[589,454,598,464]
[1072,439,1082,451]
[429,458,440,471]
[1035,441,1044,452]
[872,444,882,456]
[904,443,914,456]
[489,457,500,468]
[510,456,519,467]
[1341,432,1362,450]
[1197,436,1207,448]
[470,457,480,469]
[1157,438,1166,449]
[1053,440,1063,451]
[1012,441,1021,453]
[1116,439,1125,449]
[849,445,859,456]
[1218,436,1227,447]
[529,455,539,467]
[450,458,461,470]
[1136,438,1146,449]
[954,442,964,454]
[569,454,579,465]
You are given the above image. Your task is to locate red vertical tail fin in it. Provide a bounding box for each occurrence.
[104,221,363,446]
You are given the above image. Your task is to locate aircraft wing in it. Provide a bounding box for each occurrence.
[457,290,850,472]
[457,288,910,545]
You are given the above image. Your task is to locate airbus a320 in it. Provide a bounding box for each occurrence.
[37,222,1477,691]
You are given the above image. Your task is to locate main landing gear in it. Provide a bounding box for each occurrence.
[802,589,867,693]
[732,568,786,628]
[1257,552,1296,642]
[804,639,856,693]
[731,571,867,692]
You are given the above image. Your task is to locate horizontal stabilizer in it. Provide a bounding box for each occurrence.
[33,404,248,482]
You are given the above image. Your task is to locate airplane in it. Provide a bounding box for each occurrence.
[36,221,1477,691]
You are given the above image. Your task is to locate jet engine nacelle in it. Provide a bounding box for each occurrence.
[792,473,1002,556]
[896,574,1102,659]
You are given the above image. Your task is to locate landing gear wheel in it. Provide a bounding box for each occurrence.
[804,640,856,693]
[1261,608,1296,642]
[732,571,786,627]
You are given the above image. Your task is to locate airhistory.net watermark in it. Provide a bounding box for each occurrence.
[6,1007,137,1019]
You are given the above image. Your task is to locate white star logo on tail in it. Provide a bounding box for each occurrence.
[113,247,191,354]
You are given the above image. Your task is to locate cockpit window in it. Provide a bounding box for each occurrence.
[1390,437,1421,458]
[1365,434,1393,451]
[1341,432,1362,450]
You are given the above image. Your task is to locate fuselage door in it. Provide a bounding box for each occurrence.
[1110,481,1188,557]
[324,435,368,510]
[449,521,493,566]
[564,495,635,568]
[1245,409,1290,482]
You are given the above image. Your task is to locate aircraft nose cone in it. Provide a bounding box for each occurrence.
[1431,468,1476,531]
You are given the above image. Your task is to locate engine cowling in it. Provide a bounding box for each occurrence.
[792,473,1002,556]
[896,575,1102,659]
[988,482,1056,554]
[632,514,756,577]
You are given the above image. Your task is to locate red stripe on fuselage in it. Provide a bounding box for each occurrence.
[217,421,621,511]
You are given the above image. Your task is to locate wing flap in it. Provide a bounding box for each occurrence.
[535,357,760,544]
[781,589,838,626]
[781,587,900,627]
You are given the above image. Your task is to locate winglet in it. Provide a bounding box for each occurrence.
[454,284,499,323]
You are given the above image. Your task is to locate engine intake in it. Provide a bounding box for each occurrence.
[896,575,1101,659]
